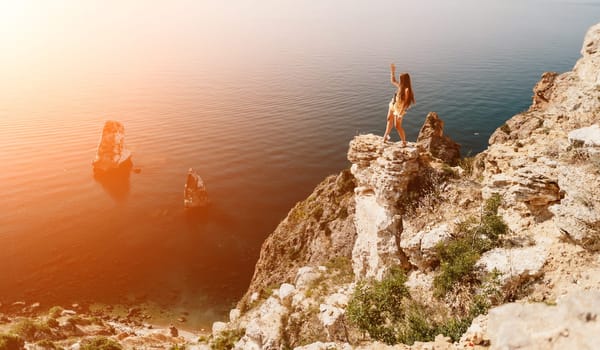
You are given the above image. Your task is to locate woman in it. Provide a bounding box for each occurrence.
[383,63,416,146]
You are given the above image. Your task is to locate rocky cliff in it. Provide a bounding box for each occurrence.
[204,23,600,350]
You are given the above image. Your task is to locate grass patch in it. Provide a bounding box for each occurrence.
[10,319,54,342]
[210,329,245,350]
[347,268,494,345]
[433,194,508,297]
[347,268,411,344]
[47,307,63,319]
[80,336,122,350]
[35,339,60,349]
[458,156,476,177]
[0,334,24,350]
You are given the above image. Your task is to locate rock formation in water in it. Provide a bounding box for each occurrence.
[202,22,600,350]
[184,168,210,208]
[92,120,132,174]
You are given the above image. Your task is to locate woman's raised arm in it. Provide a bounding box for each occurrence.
[390,63,400,88]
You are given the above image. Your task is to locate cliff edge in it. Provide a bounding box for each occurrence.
[206,22,600,350]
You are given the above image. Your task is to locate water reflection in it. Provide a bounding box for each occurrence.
[183,204,234,229]
[93,167,131,202]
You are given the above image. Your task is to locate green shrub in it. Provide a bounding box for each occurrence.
[35,339,60,349]
[0,334,24,350]
[10,319,53,342]
[210,329,245,350]
[80,336,122,350]
[458,156,475,177]
[434,237,481,297]
[347,268,491,345]
[47,307,63,319]
[347,268,416,345]
[433,194,507,297]
[325,256,354,284]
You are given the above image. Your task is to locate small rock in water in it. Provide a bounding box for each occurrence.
[92,120,133,174]
[177,316,186,323]
[184,168,210,208]
[0,314,10,324]
[169,324,179,337]
[127,307,141,318]
[23,302,41,314]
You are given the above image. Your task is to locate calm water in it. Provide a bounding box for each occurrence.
[0,1,598,326]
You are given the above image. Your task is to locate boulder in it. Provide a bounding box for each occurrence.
[487,291,600,350]
[211,321,227,336]
[233,297,288,350]
[278,283,296,306]
[482,161,561,217]
[92,120,132,173]
[476,244,548,285]
[568,124,600,148]
[550,164,600,250]
[416,112,461,165]
[400,224,452,271]
[184,168,209,208]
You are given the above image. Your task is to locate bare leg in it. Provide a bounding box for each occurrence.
[395,115,406,146]
[383,108,394,144]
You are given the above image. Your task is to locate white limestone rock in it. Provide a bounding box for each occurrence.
[460,315,488,346]
[318,304,344,328]
[348,134,424,279]
[293,342,353,350]
[211,321,227,336]
[487,291,600,350]
[295,266,321,289]
[278,283,296,305]
[233,296,288,350]
[550,163,600,250]
[400,224,452,271]
[477,244,548,285]
[229,309,241,323]
[482,162,560,217]
[92,120,132,173]
[568,124,600,147]
[352,193,403,280]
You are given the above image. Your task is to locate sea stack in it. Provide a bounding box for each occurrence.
[416,111,461,165]
[92,120,132,174]
[184,168,209,208]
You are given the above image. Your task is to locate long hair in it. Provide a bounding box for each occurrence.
[397,73,416,110]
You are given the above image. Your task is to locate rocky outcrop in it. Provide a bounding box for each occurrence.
[224,22,600,350]
[239,170,357,309]
[416,112,461,165]
[487,291,600,350]
[92,120,132,173]
[184,168,210,208]
[348,135,423,279]
[482,160,561,218]
[549,128,600,250]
